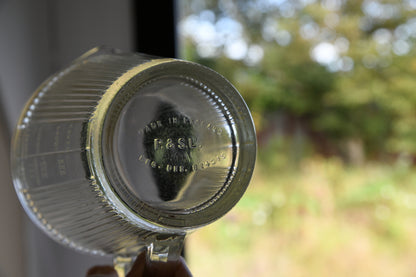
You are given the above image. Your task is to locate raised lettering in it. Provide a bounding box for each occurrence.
[177,138,186,149]
[188,137,197,149]
[166,138,175,149]
[154,139,163,150]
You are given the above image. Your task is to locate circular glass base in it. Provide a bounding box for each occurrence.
[113,77,235,211]
[99,60,255,229]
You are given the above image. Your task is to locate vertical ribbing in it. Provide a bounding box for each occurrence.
[13,52,156,256]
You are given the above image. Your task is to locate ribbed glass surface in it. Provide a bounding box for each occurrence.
[11,47,256,259]
[12,50,155,255]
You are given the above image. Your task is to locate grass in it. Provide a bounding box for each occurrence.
[186,153,416,276]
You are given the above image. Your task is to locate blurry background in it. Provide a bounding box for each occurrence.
[179,0,416,276]
[1,0,416,276]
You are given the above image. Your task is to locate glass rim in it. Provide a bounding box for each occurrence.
[87,59,256,230]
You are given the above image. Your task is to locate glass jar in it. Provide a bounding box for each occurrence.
[11,47,256,273]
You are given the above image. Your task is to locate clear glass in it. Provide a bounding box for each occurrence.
[11,47,256,275]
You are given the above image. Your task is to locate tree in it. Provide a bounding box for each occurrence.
[180,0,416,158]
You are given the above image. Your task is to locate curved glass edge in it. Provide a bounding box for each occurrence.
[92,59,257,230]
[9,47,170,256]
[11,45,256,243]
[9,60,110,255]
[85,58,186,235]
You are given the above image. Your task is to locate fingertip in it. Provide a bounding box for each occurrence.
[86,265,118,277]
[175,257,193,277]
[126,251,146,277]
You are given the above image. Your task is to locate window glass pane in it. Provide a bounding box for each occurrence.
[178,1,416,276]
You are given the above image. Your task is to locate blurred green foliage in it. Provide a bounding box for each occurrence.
[179,2,416,275]
[180,0,416,158]
[187,156,416,276]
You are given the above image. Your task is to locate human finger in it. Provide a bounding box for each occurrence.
[86,265,118,277]
[126,251,146,277]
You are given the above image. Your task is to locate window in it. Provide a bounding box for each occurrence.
[178,1,416,276]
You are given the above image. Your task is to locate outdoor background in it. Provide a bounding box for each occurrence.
[178,0,416,276]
